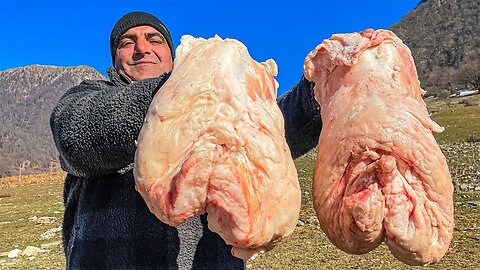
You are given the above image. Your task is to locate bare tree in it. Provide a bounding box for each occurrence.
[19,160,30,178]
[470,69,480,90]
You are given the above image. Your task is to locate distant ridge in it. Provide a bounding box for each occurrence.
[0,65,106,177]
[390,0,480,97]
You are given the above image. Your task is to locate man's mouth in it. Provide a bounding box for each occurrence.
[132,61,156,66]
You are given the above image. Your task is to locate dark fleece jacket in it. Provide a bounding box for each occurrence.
[50,67,321,270]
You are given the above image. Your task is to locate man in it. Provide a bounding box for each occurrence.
[50,11,321,270]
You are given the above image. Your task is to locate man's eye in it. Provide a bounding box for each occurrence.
[150,39,163,44]
[119,40,134,48]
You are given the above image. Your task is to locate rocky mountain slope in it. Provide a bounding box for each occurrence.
[0,65,105,177]
[390,0,480,97]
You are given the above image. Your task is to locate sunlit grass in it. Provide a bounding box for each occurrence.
[431,105,480,143]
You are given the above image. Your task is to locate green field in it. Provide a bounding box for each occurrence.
[431,105,480,143]
[1,98,479,270]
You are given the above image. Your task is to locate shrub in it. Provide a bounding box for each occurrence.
[465,135,480,143]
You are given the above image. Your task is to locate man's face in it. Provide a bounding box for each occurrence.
[114,25,173,81]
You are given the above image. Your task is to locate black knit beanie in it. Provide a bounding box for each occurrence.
[110,11,175,65]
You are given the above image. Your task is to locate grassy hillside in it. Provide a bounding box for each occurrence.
[428,95,480,143]
[0,99,479,269]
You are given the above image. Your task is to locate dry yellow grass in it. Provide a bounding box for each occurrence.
[0,172,66,189]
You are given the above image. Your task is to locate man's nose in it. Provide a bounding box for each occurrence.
[134,38,150,55]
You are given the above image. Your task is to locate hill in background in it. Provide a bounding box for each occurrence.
[390,0,480,97]
[0,65,105,177]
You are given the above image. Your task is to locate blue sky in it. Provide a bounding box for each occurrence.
[0,0,420,95]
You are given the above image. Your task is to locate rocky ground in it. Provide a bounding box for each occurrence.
[442,142,480,192]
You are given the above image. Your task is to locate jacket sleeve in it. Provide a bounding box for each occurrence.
[277,76,322,159]
[50,74,170,178]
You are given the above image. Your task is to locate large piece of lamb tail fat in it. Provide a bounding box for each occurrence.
[303,29,454,266]
[133,35,301,260]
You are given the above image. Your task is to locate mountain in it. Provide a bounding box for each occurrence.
[390,0,480,97]
[0,65,106,177]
